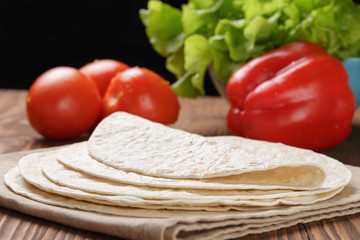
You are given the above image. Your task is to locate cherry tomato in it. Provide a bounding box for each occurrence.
[26,67,102,140]
[80,59,130,97]
[102,67,180,124]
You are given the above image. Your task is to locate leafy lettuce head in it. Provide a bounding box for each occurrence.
[140,0,360,98]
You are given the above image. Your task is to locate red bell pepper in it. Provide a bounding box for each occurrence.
[226,41,356,151]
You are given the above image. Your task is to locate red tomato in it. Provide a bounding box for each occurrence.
[80,59,130,97]
[26,67,102,140]
[102,67,180,124]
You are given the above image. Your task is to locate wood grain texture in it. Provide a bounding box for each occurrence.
[0,89,360,240]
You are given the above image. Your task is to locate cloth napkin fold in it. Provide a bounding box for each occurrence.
[1,148,360,240]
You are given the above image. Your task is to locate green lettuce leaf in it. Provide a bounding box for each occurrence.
[184,34,212,95]
[139,1,184,57]
[140,0,360,98]
[172,72,202,98]
[166,47,186,79]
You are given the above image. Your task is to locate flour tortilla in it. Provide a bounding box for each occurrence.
[4,167,225,217]
[88,112,350,189]
[19,150,344,208]
[18,152,249,211]
[47,151,340,200]
[58,141,348,199]
[5,166,360,221]
[5,163,360,240]
[44,156,294,200]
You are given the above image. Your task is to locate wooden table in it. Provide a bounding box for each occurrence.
[1,89,360,240]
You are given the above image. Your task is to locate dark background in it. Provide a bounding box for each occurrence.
[0,0,217,94]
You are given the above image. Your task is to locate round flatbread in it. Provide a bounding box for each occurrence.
[4,167,228,217]
[18,150,344,209]
[58,141,348,197]
[88,112,351,190]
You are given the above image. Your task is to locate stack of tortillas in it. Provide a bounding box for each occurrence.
[4,112,360,240]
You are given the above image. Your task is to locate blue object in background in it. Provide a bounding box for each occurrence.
[343,58,360,107]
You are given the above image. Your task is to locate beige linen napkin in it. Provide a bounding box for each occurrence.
[1,148,360,240]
